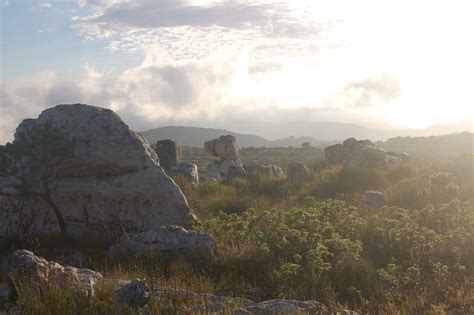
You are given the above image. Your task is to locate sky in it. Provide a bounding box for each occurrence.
[1,0,473,143]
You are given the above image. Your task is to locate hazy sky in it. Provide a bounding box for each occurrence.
[1,0,473,143]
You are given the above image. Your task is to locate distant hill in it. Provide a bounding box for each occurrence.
[141,126,334,148]
[378,132,474,160]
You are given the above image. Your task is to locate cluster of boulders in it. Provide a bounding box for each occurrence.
[155,139,199,185]
[0,251,358,314]
[324,137,409,169]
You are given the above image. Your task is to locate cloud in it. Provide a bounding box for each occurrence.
[340,73,402,107]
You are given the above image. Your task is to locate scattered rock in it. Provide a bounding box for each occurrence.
[245,299,329,314]
[3,250,102,298]
[365,191,385,208]
[0,104,195,241]
[324,137,408,170]
[106,226,214,259]
[204,159,243,182]
[246,165,284,179]
[170,162,199,185]
[155,139,182,170]
[115,279,150,308]
[204,135,240,160]
[287,163,309,184]
[226,165,248,183]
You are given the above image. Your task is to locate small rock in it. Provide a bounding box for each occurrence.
[365,191,385,208]
[287,163,309,184]
[114,279,150,307]
[155,139,182,170]
[170,162,199,185]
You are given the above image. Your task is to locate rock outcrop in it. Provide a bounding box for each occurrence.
[114,279,331,314]
[106,225,214,259]
[324,137,406,169]
[155,139,182,170]
[3,250,102,298]
[204,135,239,160]
[226,165,248,183]
[203,135,242,181]
[287,163,309,184]
[0,104,195,241]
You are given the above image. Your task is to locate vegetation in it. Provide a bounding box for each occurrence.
[1,135,473,314]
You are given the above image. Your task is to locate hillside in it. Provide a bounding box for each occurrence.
[141,126,334,148]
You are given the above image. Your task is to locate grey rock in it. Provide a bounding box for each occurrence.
[287,163,309,184]
[204,159,243,181]
[226,165,248,183]
[365,191,385,208]
[0,286,13,310]
[246,165,284,179]
[155,139,182,170]
[0,104,195,241]
[115,278,150,307]
[204,135,240,160]
[3,250,102,298]
[169,162,199,185]
[245,299,329,314]
[106,226,214,259]
[346,145,386,169]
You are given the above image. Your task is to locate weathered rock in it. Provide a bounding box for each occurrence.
[365,191,385,208]
[0,104,195,241]
[106,226,214,259]
[245,299,329,314]
[15,104,158,177]
[385,155,403,166]
[324,143,345,165]
[246,165,284,179]
[155,139,182,170]
[204,135,239,160]
[204,159,243,181]
[345,145,386,169]
[287,163,309,184]
[115,279,150,307]
[114,280,332,314]
[3,250,102,298]
[226,165,248,183]
[386,151,410,162]
[170,162,199,185]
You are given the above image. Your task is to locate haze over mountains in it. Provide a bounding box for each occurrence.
[141,119,473,148]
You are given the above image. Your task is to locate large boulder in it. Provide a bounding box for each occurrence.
[346,145,386,169]
[106,226,214,259]
[3,250,102,298]
[287,163,309,184]
[203,159,243,182]
[169,162,199,185]
[155,139,182,170]
[204,135,239,160]
[0,104,195,241]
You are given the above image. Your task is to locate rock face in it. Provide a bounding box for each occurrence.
[365,191,385,208]
[204,135,239,160]
[155,139,182,170]
[324,138,403,169]
[3,250,102,298]
[106,226,214,259]
[0,104,195,241]
[287,163,309,184]
[169,162,199,185]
